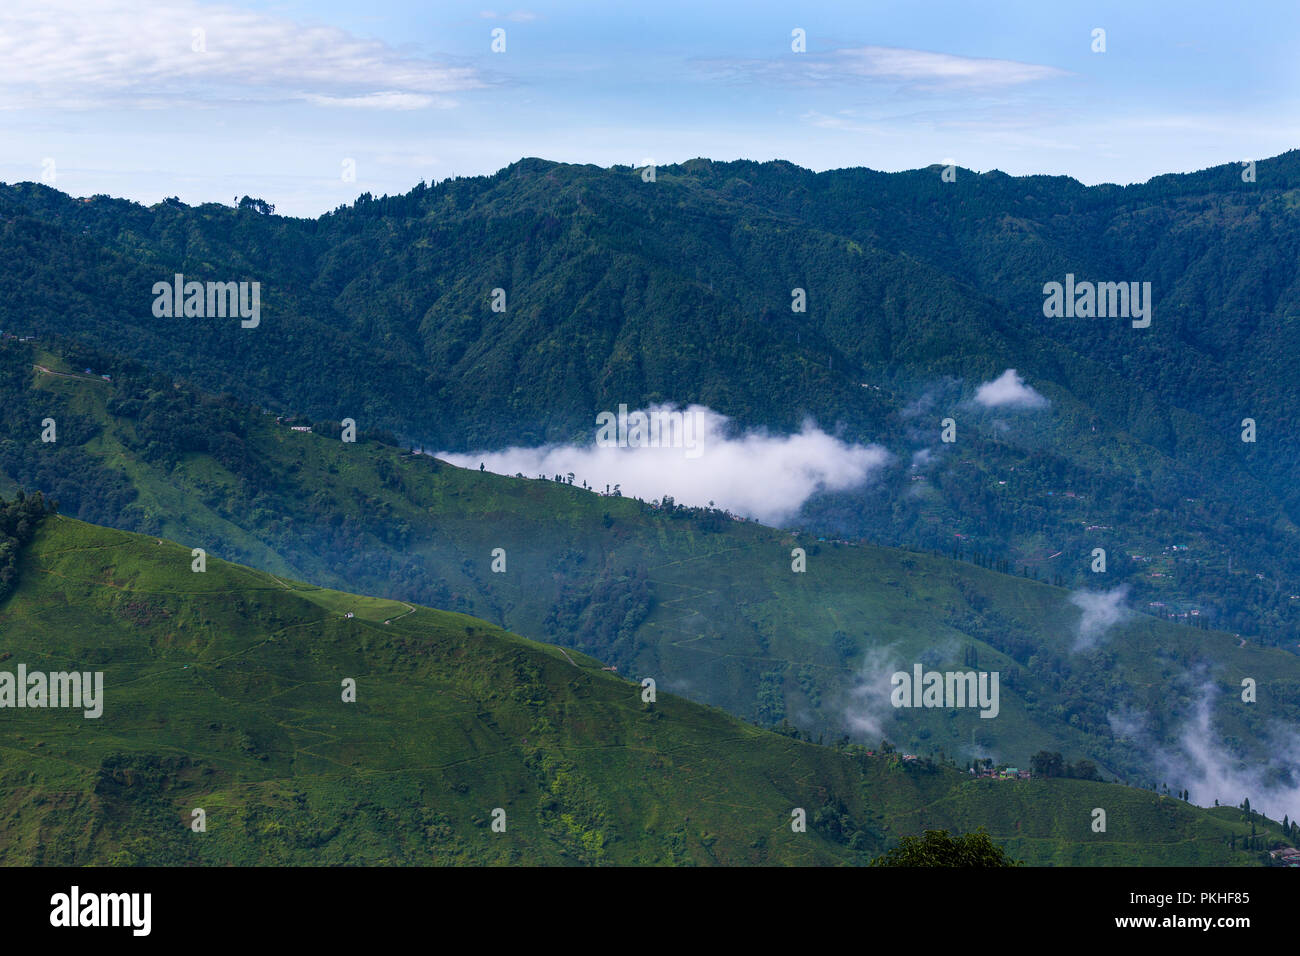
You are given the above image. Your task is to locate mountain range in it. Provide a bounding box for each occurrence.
[2,154,1298,643]
[2,153,1299,862]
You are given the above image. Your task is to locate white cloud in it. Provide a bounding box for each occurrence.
[842,646,903,740]
[1158,691,1300,823]
[0,0,484,110]
[695,45,1066,91]
[438,404,890,526]
[1069,585,1133,652]
[973,369,1049,410]
[1111,684,1300,822]
[831,46,1066,89]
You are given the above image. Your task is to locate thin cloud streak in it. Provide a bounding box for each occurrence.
[694,44,1068,91]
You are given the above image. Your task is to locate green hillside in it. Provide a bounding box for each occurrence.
[0,512,1286,865]
[3,345,1298,794]
[2,156,1299,642]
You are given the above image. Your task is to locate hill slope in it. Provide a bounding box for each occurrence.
[0,513,1286,865]
[3,346,1298,804]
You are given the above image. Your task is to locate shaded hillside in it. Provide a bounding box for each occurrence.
[0,513,1286,866]
[3,346,1297,796]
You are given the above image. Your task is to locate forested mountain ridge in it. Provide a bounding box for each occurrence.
[1,155,1297,642]
[4,151,1299,457]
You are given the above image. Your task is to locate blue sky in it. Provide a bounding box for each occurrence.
[2,0,1298,216]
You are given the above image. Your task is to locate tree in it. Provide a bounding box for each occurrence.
[870,828,1021,867]
[1068,759,1101,782]
[238,195,275,215]
[0,491,53,601]
[1031,750,1065,778]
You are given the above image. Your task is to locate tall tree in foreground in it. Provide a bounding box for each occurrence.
[870,828,1022,867]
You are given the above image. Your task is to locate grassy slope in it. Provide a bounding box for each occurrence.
[20,362,1300,786]
[0,515,1286,866]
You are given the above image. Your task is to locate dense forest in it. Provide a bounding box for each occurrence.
[0,154,1298,646]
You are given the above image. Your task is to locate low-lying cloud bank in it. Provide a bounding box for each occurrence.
[438,404,890,526]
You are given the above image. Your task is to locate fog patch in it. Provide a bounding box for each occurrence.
[1156,689,1300,823]
[1069,585,1133,651]
[440,404,891,526]
[841,645,904,740]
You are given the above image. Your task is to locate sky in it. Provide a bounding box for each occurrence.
[2,0,1299,216]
